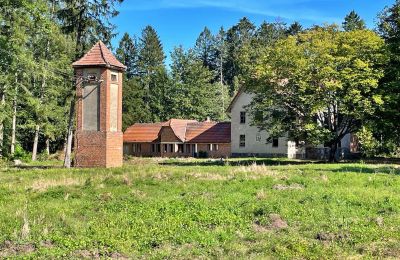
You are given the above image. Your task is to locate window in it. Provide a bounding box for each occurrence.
[256,134,261,142]
[240,111,246,124]
[163,144,168,153]
[152,144,155,153]
[213,144,219,151]
[240,135,245,147]
[132,144,141,153]
[157,144,161,153]
[111,73,118,82]
[186,144,191,153]
[169,144,174,153]
[272,138,279,147]
[207,144,212,151]
[178,144,184,153]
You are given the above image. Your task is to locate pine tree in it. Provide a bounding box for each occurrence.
[343,10,366,31]
[116,33,139,79]
[225,17,256,94]
[194,27,215,70]
[286,21,303,35]
[137,25,168,122]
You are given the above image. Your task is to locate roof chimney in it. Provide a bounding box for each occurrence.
[206,116,211,122]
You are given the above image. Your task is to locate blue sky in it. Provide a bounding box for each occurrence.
[112,0,394,64]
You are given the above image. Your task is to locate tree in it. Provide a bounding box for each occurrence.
[116,33,139,79]
[375,1,400,155]
[194,27,215,70]
[213,27,227,85]
[286,21,303,35]
[137,25,168,122]
[343,10,366,31]
[166,46,223,121]
[247,26,387,161]
[225,17,256,94]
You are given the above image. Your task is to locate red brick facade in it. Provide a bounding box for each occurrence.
[73,42,125,168]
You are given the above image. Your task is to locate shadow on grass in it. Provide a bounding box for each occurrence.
[329,165,400,175]
[160,158,326,167]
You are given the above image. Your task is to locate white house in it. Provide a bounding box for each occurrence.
[227,89,358,159]
[227,89,302,158]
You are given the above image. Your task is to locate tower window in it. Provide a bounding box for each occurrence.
[111,73,118,82]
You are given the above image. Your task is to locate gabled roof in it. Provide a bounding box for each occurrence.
[165,119,198,142]
[226,87,245,113]
[72,41,127,71]
[186,122,231,143]
[123,123,163,142]
[123,119,231,144]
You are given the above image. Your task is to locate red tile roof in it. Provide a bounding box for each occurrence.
[123,119,231,143]
[186,122,231,143]
[123,123,163,142]
[165,119,198,142]
[72,41,126,71]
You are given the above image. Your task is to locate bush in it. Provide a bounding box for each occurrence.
[12,144,31,162]
[198,151,208,158]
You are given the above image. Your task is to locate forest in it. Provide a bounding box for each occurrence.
[0,0,399,162]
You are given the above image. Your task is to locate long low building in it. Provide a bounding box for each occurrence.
[123,119,231,158]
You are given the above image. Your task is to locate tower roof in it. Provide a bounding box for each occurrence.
[72,41,126,71]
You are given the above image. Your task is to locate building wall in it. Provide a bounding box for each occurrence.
[230,92,296,157]
[196,143,231,158]
[123,142,230,158]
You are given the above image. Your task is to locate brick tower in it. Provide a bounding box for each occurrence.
[72,41,126,167]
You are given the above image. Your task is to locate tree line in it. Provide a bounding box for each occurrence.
[0,0,399,162]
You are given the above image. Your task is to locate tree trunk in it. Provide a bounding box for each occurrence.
[45,138,50,156]
[0,88,5,158]
[329,143,338,163]
[10,75,18,156]
[63,98,75,168]
[32,124,40,161]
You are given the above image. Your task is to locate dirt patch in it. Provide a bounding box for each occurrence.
[253,214,288,232]
[0,240,35,257]
[273,183,304,190]
[73,249,128,259]
[315,231,350,242]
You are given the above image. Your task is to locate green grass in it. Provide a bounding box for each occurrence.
[0,158,399,259]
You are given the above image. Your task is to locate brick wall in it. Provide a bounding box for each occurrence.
[75,67,124,168]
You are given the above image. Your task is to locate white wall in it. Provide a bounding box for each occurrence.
[230,92,292,157]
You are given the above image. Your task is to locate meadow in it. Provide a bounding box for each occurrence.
[0,158,399,259]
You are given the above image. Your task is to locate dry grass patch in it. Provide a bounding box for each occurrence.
[273,183,304,190]
[29,177,83,192]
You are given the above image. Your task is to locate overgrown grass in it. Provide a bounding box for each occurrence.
[0,158,399,258]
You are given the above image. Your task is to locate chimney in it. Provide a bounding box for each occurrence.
[206,116,211,122]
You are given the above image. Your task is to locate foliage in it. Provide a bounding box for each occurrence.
[343,10,366,31]
[0,158,399,258]
[356,126,379,157]
[246,25,388,161]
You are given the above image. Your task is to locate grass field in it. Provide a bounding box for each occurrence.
[0,158,400,259]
